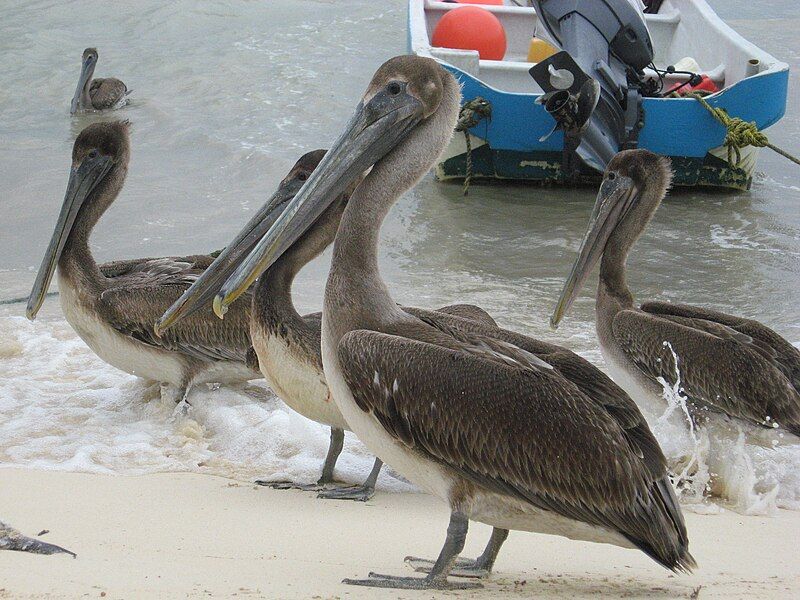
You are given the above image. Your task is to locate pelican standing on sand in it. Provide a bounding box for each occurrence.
[70,48,130,115]
[214,56,694,589]
[157,150,497,502]
[552,149,800,438]
[26,121,259,403]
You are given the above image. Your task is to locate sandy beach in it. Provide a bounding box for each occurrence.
[1,468,797,599]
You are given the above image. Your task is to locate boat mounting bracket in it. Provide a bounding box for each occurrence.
[623,86,645,150]
[529,0,654,180]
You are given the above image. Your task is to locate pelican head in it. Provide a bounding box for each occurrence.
[213,55,451,316]
[155,149,339,334]
[27,120,130,320]
[551,149,673,328]
[71,47,99,115]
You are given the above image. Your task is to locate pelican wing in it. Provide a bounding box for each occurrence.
[423,303,497,326]
[337,326,693,571]
[613,307,800,434]
[292,304,497,372]
[97,258,253,364]
[641,301,800,391]
[403,309,664,477]
[89,78,128,110]
[100,255,215,279]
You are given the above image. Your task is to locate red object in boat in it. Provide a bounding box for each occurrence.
[455,0,505,4]
[432,6,507,61]
[668,74,720,95]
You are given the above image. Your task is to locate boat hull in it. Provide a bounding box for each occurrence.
[435,65,786,191]
[436,133,760,191]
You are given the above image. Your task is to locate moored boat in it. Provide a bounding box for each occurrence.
[409,0,789,190]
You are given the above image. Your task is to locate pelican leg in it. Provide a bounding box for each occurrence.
[178,385,192,405]
[317,427,345,485]
[172,380,194,416]
[343,511,482,590]
[318,458,382,501]
[405,527,508,578]
[256,427,344,491]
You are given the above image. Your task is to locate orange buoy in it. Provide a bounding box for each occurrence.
[455,0,505,4]
[431,6,507,61]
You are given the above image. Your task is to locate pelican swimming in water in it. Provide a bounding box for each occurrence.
[0,520,74,557]
[70,48,130,115]
[26,121,259,402]
[213,56,694,589]
[157,150,497,502]
[552,149,800,439]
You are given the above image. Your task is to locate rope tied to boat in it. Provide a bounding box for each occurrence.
[455,97,492,195]
[689,93,800,168]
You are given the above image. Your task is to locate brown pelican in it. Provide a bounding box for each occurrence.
[157,150,498,502]
[26,121,259,403]
[70,48,130,115]
[0,520,75,557]
[213,56,695,589]
[552,149,800,439]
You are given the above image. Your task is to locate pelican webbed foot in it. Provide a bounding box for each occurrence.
[161,381,193,412]
[342,511,482,590]
[343,572,481,590]
[404,526,508,579]
[256,427,348,492]
[317,483,374,502]
[317,457,382,502]
[404,556,489,579]
[173,399,192,417]
[255,480,330,492]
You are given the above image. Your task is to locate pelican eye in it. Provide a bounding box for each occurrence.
[607,171,617,181]
[387,81,402,96]
[297,172,308,181]
[87,149,99,159]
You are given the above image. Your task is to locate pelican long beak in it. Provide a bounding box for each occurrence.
[26,153,113,320]
[213,86,424,317]
[70,55,95,115]
[551,175,637,328]
[2,534,76,558]
[154,179,304,335]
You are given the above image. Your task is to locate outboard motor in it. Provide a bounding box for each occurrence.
[529,0,654,179]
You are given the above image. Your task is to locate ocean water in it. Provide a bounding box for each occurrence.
[1,1,799,512]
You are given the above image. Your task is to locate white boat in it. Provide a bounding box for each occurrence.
[408,0,789,189]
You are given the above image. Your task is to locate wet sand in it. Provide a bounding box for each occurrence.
[1,468,797,599]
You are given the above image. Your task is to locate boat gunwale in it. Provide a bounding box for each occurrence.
[409,0,789,102]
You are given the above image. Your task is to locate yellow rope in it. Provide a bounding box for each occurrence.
[455,97,492,195]
[689,92,800,168]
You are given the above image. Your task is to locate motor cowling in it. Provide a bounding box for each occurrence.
[535,0,653,70]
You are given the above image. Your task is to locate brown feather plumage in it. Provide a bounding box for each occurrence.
[616,302,800,435]
[338,322,694,571]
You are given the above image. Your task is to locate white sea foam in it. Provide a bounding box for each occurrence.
[651,342,800,515]
[0,315,411,492]
[1,314,799,512]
